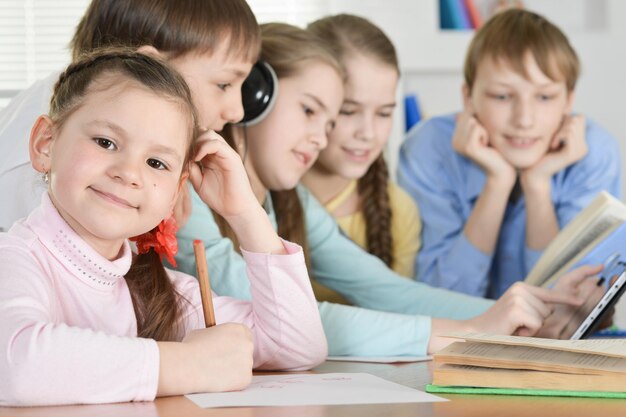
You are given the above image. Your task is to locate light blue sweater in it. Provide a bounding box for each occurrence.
[176,186,492,356]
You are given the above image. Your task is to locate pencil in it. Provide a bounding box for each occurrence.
[193,239,216,327]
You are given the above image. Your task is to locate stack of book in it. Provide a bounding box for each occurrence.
[427,333,626,398]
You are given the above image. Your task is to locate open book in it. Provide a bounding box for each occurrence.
[429,333,626,395]
[524,191,626,287]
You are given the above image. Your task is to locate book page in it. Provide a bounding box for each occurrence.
[436,341,626,374]
[442,332,626,358]
[185,373,446,408]
[539,219,620,287]
[525,191,626,286]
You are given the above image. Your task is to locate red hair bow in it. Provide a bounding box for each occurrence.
[130,216,179,266]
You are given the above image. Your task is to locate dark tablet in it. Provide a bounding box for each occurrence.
[562,267,626,340]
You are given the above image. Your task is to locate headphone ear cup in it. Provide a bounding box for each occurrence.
[238,60,278,126]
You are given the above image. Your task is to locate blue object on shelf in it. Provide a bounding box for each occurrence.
[455,0,472,29]
[439,0,472,30]
[404,94,422,133]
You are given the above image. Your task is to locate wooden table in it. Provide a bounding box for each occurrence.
[2,360,626,417]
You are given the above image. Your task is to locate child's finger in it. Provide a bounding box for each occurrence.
[519,290,553,319]
[512,308,544,336]
[193,138,229,163]
[188,160,203,187]
[556,264,603,290]
[550,116,570,149]
[196,129,225,142]
[526,285,584,306]
[515,327,535,337]
[476,126,489,147]
[194,129,229,156]
[551,130,566,150]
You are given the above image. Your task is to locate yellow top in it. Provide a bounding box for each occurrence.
[325,180,422,279]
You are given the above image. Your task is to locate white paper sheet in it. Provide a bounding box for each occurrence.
[185,372,446,408]
[326,355,432,363]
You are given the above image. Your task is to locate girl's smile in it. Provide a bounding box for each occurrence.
[88,186,139,210]
[341,146,371,163]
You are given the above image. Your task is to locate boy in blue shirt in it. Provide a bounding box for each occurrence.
[399,8,622,298]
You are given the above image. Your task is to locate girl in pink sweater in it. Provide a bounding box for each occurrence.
[0,50,326,406]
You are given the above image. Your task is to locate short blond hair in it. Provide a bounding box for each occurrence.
[464,8,579,92]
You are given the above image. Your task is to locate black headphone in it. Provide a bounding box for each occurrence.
[238,60,278,126]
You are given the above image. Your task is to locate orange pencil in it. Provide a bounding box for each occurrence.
[193,239,216,327]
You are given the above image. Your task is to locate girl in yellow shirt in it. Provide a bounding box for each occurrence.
[302,14,421,279]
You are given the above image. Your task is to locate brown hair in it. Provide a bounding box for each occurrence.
[217,23,343,269]
[464,8,580,93]
[308,14,398,268]
[50,48,198,341]
[71,0,260,63]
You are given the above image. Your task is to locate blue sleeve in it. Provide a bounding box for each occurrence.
[554,119,623,227]
[318,302,432,356]
[299,187,493,319]
[397,118,492,296]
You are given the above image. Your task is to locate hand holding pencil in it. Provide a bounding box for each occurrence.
[193,239,216,327]
[170,240,253,394]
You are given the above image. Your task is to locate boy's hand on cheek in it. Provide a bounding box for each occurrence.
[453,110,516,187]
[521,115,587,188]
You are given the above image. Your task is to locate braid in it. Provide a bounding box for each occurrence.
[272,189,311,269]
[213,190,312,270]
[358,154,393,267]
[125,250,185,341]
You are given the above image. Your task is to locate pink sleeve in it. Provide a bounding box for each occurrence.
[211,240,327,370]
[0,249,160,406]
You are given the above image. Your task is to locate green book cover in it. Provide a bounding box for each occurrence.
[426,384,626,399]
